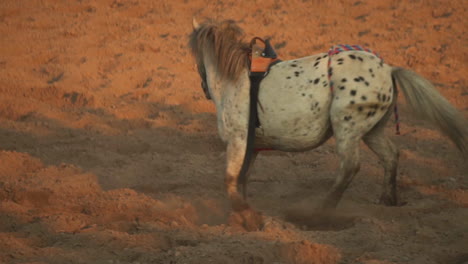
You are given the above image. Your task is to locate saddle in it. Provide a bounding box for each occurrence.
[249,37,281,74]
[248,37,281,128]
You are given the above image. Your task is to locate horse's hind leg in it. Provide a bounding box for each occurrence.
[321,134,361,209]
[363,112,400,206]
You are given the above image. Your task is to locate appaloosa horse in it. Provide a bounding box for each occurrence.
[189,19,467,230]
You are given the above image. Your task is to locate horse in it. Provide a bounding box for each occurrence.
[188,18,468,231]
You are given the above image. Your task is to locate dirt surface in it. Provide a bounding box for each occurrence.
[1,0,467,263]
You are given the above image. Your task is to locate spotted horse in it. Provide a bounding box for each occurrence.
[188,19,468,230]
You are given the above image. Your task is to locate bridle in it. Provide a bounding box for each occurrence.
[196,63,211,100]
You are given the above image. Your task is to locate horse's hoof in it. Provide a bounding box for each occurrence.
[229,209,264,231]
[316,200,339,213]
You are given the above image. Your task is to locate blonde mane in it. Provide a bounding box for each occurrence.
[189,19,250,81]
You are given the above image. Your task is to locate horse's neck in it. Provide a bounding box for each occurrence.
[204,56,250,108]
[203,59,229,102]
[202,61,218,105]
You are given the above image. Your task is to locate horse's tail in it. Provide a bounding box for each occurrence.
[391,67,468,156]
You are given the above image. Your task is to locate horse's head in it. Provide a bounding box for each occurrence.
[188,18,250,101]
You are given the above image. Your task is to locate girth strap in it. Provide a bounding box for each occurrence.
[237,38,280,194]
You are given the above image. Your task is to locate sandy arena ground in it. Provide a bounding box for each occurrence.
[0,0,467,263]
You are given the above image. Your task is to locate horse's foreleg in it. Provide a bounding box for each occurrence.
[240,151,258,200]
[225,138,249,210]
[321,138,361,209]
[225,138,263,230]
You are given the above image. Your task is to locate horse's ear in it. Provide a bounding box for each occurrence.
[192,17,200,30]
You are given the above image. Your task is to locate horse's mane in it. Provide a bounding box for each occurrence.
[189,19,250,81]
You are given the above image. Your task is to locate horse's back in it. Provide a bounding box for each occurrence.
[257,54,333,150]
[256,50,396,150]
